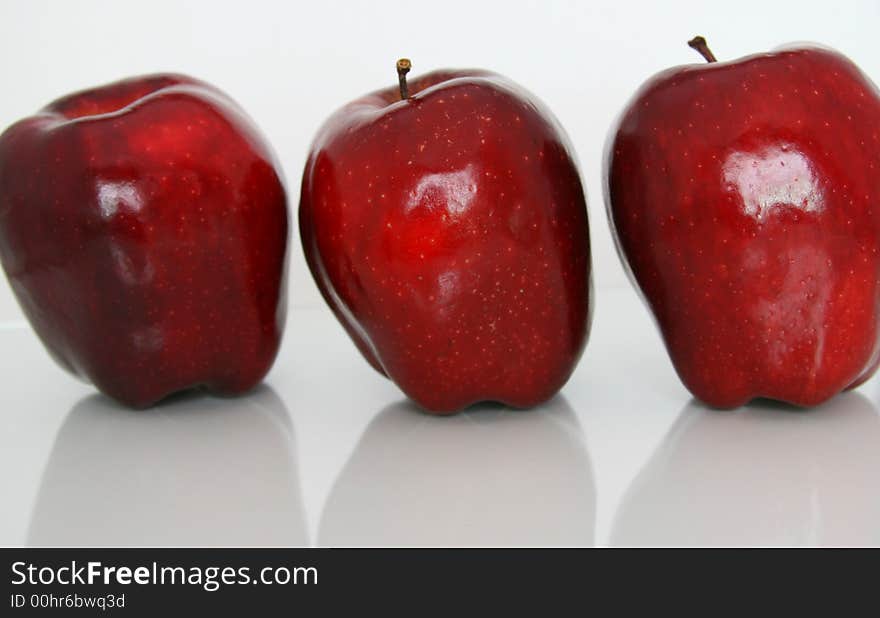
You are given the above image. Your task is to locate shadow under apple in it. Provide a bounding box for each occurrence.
[610,392,880,547]
[318,396,595,547]
[28,385,308,547]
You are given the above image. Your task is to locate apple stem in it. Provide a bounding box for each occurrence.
[687,36,717,63]
[397,58,412,100]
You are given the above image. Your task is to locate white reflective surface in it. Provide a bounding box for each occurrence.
[28,387,306,547]
[2,289,879,547]
[319,398,594,547]
[611,394,880,546]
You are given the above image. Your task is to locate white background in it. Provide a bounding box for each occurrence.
[1,0,880,547]
[0,0,878,318]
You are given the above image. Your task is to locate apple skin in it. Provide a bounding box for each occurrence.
[0,74,289,408]
[300,70,592,413]
[605,45,880,408]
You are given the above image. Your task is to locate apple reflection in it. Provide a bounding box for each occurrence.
[611,392,880,547]
[28,385,307,546]
[319,396,594,547]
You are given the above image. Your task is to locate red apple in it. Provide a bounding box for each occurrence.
[300,61,592,413]
[605,38,880,408]
[0,74,289,408]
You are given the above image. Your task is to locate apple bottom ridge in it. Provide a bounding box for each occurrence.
[676,364,880,411]
[87,376,274,410]
[384,365,583,416]
[73,345,282,410]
